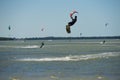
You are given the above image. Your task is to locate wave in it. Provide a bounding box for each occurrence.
[16,52,120,62]
[0,45,40,48]
[16,45,40,48]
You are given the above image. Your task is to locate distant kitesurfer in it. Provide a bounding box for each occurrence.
[100,40,106,44]
[40,42,44,48]
[102,40,106,44]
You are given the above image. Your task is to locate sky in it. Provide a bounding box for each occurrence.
[0,0,120,38]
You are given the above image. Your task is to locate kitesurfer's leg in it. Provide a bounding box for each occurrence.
[66,25,71,33]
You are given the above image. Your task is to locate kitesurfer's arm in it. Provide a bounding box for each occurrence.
[70,16,74,20]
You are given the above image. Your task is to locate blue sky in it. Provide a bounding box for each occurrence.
[0,0,120,38]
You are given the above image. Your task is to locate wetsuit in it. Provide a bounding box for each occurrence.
[68,16,77,26]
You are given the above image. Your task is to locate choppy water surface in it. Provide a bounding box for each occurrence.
[0,39,120,80]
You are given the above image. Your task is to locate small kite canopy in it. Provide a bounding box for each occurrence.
[70,10,78,17]
[105,23,109,27]
[41,28,44,31]
[8,25,11,30]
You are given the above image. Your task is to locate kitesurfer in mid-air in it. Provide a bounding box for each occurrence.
[66,16,77,33]
[66,10,78,33]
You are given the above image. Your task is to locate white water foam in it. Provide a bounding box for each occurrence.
[0,45,40,48]
[16,45,40,48]
[17,52,120,62]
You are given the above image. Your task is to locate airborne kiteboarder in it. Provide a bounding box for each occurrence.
[66,10,78,33]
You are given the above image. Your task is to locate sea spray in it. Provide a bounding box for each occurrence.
[16,52,120,62]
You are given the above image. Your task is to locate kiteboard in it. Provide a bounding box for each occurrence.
[66,25,71,33]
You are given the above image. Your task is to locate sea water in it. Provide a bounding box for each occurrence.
[0,39,120,80]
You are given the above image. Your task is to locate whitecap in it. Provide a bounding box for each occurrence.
[16,52,120,62]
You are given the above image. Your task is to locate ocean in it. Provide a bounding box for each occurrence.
[0,39,120,80]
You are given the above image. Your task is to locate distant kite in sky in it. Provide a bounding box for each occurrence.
[41,28,44,31]
[105,23,109,27]
[8,25,11,30]
[66,10,78,33]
